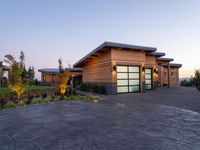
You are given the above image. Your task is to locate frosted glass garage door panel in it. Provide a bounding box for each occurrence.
[129,86,140,92]
[145,74,151,79]
[117,73,128,79]
[146,79,152,84]
[129,80,139,86]
[117,80,128,86]
[129,73,139,79]
[145,69,152,73]
[117,66,128,72]
[129,67,139,72]
[146,85,152,90]
[117,86,128,93]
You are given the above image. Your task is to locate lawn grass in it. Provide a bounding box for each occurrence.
[0,85,55,95]
[0,87,10,94]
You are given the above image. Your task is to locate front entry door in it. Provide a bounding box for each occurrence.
[145,68,153,90]
[117,66,140,93]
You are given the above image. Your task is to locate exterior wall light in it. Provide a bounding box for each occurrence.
[154,68,158,74]
[113,65,117,71]
[142,66,145,72]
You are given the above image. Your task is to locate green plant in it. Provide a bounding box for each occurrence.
[16,100,26,107]
[97,85,106,94]
[45,96,54,102]
[4,52,27,100]
[88,96,100,101]
[57,59,69,96]
[3,101,16,109]
[79,83,106,94]
[31,97,42,104]
[42,98,50,104]
[194,69,200,91]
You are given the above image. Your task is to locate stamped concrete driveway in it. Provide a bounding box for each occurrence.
[0,87,200,150]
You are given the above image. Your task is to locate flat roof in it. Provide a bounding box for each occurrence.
[161,63,182,68]
[38,68,59,73]
[156,57,174,62]
[74,41,157,67]
[148,52,165,57]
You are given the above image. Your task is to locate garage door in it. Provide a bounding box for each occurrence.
[145,68,153,90]
[117,66,140,93]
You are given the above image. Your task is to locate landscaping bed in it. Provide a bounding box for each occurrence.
[1,95,100,110]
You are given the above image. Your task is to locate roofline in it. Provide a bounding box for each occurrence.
[148,52,165,57]
[38,67,82,73]
[38,69,59,73]
[156,57,174,62]
[74,41,157,67]
[161,63,182,68]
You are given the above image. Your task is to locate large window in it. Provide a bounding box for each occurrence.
[117,66,140,93]
[145,68,152,90]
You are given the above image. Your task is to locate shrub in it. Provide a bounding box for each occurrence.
[31,97,42,104]
[79,83,106,94]
[44,96,53,101]
[41,93,47,99]
[79,95,88,100]
[42,98,49,104]
[3,101,16,109]
[97,85,106,94]
[16,100,26,107]
[88,96,100,101]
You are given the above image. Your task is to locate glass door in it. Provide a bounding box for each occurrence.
[145,68,152,90]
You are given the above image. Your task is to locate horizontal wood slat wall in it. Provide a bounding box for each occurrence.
[82,50,112,83]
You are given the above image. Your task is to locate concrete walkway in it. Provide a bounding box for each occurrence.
[0,87,200,150]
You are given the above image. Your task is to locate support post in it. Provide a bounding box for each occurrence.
[168,63,170,87]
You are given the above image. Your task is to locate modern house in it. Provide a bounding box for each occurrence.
[38,68,82,85]
[73,41,182,94]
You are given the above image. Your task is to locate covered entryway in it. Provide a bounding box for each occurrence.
[117,66,140,93]
[145,68,153,90]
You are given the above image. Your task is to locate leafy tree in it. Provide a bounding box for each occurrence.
[4,51,27,100]
[194,69,200,91]
[57,58,68,96]
[27,66,35,81]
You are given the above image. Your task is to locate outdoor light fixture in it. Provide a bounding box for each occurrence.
[142,66,145,72]
[113,65,117,71]
[154,68,158,74]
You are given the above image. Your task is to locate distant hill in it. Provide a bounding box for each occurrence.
[180,78,191,81]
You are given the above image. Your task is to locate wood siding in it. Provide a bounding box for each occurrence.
[82,49,112,83]
[161,67,180,87]
[81,47,180,89]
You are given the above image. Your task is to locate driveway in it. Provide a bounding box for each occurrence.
[0,87,200,150]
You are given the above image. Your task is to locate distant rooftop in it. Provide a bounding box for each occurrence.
[38,68,82,73]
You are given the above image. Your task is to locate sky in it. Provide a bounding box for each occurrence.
[0,0,200,79]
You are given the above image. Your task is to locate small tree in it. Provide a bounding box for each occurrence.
[57,58,68,96]
[4,52,27,100]
[194,69,200,91]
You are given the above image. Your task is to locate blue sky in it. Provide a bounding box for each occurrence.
[0,0,200,79]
